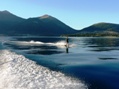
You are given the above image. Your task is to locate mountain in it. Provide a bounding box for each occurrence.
[0,10,25,22]
[0,10,77,36]
[2,10,119,36]
[11,14,77,36]
[67,22,119,37]
[0,10,25,34]
[80,22,119,33]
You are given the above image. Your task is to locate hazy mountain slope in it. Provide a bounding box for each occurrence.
[0,11,77,36]
[67,22,119,37]
[0,10,25,34]
[11,15,77,36]
[80,22,119,33]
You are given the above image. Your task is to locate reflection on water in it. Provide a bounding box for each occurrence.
[84,37,119,47]
[27,49,64,55]
[4,37,71,55]
[66,47,69,53]
[99,57,118,60]
[82,37,119,52]
[3,37,119,55]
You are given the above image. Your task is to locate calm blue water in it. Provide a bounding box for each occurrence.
[1,36,119,89]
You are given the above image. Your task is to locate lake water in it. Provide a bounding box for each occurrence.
[1,36,119,89]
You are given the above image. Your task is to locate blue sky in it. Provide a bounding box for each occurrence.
[0,0,119,30]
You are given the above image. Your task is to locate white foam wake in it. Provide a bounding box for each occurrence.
[6,40,76,48]
[0,50,87,89]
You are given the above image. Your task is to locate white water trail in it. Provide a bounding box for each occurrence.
[6,40,76,48]
[0,50,87,89]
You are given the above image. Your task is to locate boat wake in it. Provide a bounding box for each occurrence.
[0,50,87,89]
[5,40,76,48]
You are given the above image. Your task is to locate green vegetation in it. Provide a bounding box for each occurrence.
[80,22,119,33]
[65,32,119,37]
[65,22,119,37]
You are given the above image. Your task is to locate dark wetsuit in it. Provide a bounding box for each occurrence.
[66,37,69,43]
[66,37,69,53]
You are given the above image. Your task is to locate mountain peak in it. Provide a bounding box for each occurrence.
[0,10,11,14]
[0,10,25,20]
[40,14,52,19]
[92,22,119,26]
[79,22,119,34]
[0,11,76,36]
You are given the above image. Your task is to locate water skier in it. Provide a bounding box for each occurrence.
[65,36,69,53]
[65,36,69,48]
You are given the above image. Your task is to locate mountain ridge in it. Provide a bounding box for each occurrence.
[0,10,77,36]
[80,22,119,33]
[1,10,119,36]
[67,22,119,37]
[0,10,25,35]
[0,10,25,22]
